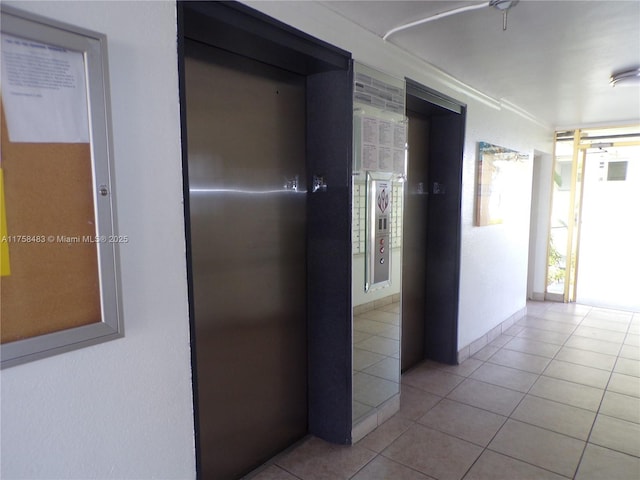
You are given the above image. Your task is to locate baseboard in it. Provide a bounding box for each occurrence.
[457,307,527,363]
[353,294,400,315]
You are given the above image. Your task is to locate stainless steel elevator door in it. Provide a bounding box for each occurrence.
[185,41,307,479]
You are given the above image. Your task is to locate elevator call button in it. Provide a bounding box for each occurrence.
[373,183,390,285]
[366,174,393,291]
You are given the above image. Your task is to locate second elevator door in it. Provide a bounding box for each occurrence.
[185,41,308,479]
[402,110,429,371]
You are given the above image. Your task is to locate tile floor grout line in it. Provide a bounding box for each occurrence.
[366,411,436,478]
[464,447,575,480]
[459,332,574,480]
[473,304,632,477]
[542,352,618,374]
[537,369,613,391]
[498,415,593,444]
[596,410,640,426]
[524,303,593,480]
[352,448,438,480]
[460,349,525,478]
[529,309,593,385]
[413,406,506,450]
[448,371,539,397]
[556,304,638,474]
[344,448,380,480]
[385,369,476,478]
[464,307,590,479]
[469,322,621,418]
[571,315,635,477]
[522,390,603,416]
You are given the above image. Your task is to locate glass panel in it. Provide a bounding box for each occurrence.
[547,136,574,296]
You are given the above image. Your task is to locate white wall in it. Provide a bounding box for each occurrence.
[1,2,195,479]
[243,1,554,348]
[458,103,549,346]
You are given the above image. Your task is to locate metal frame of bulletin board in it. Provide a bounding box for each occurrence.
[0,6,123,368]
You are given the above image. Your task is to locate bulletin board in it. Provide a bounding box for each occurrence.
[0,104,101,342]
[1,6,123,368]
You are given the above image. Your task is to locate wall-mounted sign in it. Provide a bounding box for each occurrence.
[1,33,90,143]
[476,141,530,226]
[353,63,407,177]
[1,6,123,368]
[360,116,406,174]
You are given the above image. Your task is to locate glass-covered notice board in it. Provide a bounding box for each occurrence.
[0,6,123,368]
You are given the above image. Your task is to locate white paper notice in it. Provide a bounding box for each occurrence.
[393,149,406,175]
[0,34,89,143]
[362,117,378,145]
[362,143,378,170]
[378,120,393,147]
[378,146,392,171]
[360,115,406,174]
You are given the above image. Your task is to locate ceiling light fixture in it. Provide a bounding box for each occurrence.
[383,0,519,40]
[610,67,640,87]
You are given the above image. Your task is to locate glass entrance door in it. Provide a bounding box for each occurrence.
[546,126,640,307]
[547,130,584,302]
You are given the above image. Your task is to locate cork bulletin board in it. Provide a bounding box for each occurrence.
[1,6,123,368]
[1,104,101,341]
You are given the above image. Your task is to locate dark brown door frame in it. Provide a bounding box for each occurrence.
[403,80,466,368]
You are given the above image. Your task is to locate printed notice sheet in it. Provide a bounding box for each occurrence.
[361,116,406,174]
[0,34,89,143]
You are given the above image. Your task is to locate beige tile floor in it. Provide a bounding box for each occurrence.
[247,301,640,479]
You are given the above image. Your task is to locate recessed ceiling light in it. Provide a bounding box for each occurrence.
[610,67,640,87]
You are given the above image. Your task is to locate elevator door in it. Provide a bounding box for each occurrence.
[185,41,307,479]
[402,111,429,371]
[401,85,464,369]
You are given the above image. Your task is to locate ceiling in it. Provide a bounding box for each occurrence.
[321,0,640,128]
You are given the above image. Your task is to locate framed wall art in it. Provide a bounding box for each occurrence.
[476,141,529,226]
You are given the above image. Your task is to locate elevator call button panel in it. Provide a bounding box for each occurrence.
[365,172,392,291]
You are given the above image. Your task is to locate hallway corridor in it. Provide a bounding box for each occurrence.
[247,301,639,479]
